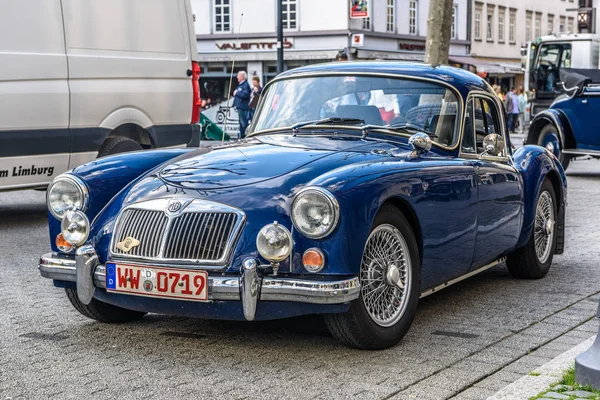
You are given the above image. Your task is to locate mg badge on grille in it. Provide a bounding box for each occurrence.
[116,236,140,253]
[168,201,182,213]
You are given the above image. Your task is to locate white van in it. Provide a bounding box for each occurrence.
[0,0,201,191]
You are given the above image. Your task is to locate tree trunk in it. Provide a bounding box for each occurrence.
[425,0,454,66]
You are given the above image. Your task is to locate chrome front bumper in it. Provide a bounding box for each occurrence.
[39,247,360,321]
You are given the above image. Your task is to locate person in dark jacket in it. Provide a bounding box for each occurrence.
[248,76,263,122]
[233,71,251,138]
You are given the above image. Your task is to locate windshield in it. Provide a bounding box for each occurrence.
[249,75,462,147]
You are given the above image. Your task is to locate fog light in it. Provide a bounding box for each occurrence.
[61,211,90,246]
[256,222,292,263]
[303,248,325,273]
[55,233,74,253]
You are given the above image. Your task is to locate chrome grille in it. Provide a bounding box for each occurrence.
[109,198,245,267]
[163,212,237,260]
[112,209,168,258]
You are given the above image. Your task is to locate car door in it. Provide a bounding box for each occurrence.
[562,88,600,148]
[469,94,523,269]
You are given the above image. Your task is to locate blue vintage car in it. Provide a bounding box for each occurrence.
[39,62,567,349]
[527,68,600,170]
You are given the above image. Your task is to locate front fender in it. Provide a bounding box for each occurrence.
[48,149,195,252]
[513,145,567,251]
[527,109,575,149]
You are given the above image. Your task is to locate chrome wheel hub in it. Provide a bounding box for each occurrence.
[534,191,555,264]
[360,224,411,327]
[545,142,555,152]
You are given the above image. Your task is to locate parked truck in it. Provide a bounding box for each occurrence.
[521,33,600,116]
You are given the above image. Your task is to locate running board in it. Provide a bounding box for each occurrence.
[562,149,600,157]
[419,258,506,299]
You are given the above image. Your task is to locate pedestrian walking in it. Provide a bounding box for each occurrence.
[505,87,519,133]
[233,70,251,138]
[248,76,263,123]
[518,88,527,134]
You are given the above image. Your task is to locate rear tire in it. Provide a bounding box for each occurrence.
[65,288,147,323]
[538,124,571,171]
[324,205,420,350]
[506,179,557,279]
[98,136,143,157]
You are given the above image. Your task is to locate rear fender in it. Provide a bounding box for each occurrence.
[513,145,567,252]
[527,109,576,149]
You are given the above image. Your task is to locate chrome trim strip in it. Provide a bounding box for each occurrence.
[419,257,506,298]
[562,148,600,156]
[108,198,246,270]
[38,252,360,306]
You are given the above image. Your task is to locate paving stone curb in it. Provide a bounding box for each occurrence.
[486,335,596,400]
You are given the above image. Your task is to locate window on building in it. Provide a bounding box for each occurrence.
[363,16,371,30]
[498,9,505,43]
[409,1,418,35]
[487,10,494,41]
[474,8,482,40]
[282,0,297,30]
[568,16,574,32]
[526,13,532,41]
[387,0,395,32]
[535,14,541,38]
[548,14,554,34]
[214,0,231,33]
[509,9,516,43]
[560,16,566,32]
[451,5,458,39]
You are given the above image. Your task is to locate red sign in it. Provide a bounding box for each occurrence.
[216,40,293,51]
[350,0,369,18]
[399,42,426,52]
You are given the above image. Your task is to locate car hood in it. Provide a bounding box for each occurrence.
[157,134,404,191]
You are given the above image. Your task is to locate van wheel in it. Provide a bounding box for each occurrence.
[98,136,143,157]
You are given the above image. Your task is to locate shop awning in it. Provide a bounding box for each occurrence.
[448,56,521,75]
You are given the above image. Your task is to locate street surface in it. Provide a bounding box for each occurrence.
[1,157,599,400]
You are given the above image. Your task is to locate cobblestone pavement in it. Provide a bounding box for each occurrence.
[1,159,599,400]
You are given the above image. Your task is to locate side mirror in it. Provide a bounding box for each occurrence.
[482,133,505,157]
[409,133,432,157]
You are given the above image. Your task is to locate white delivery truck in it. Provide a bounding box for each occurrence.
[0,0,201,191]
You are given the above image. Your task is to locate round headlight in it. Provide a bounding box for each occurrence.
[61,211,90,246]
[256,222,292,263]
[47,175,88,220]
[291,187,340,239]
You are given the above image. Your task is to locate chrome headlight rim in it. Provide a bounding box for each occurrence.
[47,174,89,220]
[291,186,340,239]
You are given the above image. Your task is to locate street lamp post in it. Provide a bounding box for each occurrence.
[575,300,600,389]
[276,0,284,74]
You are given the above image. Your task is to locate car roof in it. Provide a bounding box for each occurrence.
[276,61,493,98]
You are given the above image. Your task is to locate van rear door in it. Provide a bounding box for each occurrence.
[0,0,70,190]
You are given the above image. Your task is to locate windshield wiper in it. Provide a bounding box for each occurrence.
[292,117,365,135]
[384,123,437,138]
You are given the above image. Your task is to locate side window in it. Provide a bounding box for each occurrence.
[473,96,506,157]
[461,99,476,154]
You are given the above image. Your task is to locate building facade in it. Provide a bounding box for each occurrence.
[470,0,580,89]
[191,0,470,104]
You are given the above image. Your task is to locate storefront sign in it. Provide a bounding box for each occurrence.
[351,33,364,47]
[398,42,426,52]
[215,39,294,51]
[350,0,369,18]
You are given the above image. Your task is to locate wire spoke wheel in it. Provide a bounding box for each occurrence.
[360,224,412,327]
[534,191,555,264]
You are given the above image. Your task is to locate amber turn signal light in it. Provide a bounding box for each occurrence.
[302,248,325,273]
[55,233,74,252]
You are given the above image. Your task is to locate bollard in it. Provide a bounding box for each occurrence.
[575,300,600,389]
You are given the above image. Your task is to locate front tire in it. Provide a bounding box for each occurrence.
[538,124,571,171]
[506,179,557,279]
[324,206,420,350]
[65,289,147,323]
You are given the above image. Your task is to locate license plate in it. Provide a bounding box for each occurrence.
[105,263,208,302]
